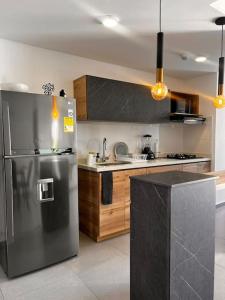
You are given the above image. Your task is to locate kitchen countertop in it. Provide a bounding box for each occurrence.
[78,157,211,172]
[207,170,225,206]
[131,170,216,188]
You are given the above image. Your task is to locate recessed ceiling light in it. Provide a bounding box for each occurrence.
[195,56,207,63]
[210,0,225,14]
[101,15,120,28]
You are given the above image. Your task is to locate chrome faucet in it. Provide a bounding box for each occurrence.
[102,138,107,162]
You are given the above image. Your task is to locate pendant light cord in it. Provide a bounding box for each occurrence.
[221,24,224,57]
[159,0,162,32]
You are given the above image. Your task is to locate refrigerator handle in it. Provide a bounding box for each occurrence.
[5,160,14,240]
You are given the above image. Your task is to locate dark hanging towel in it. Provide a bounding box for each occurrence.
[102,171,113,205]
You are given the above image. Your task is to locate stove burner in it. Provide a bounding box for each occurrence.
[167,153,197,160]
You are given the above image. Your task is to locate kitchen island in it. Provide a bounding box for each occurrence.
[78,158,211,241]
[130,171,216,300]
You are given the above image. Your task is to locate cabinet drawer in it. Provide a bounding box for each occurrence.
[182,161,211,173]
[182,163,199,173]
[197,162,211,173]
[100,207,125,237]
[147,164,182,174]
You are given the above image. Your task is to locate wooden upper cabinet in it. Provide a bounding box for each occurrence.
[73,76,88,120]
[73,75,170,123]
[170,91,199,115]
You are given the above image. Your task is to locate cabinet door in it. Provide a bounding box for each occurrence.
[101,168,147,211]
[86,76,170,123]
[112,170,128,206]
[124,168,147,203]
[131,85,170,123]
[100,207,125,237]
[87,76,135,122]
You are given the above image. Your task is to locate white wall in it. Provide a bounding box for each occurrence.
[215,97,225,171]
[183,73,217,169]
[77,122,159,159]
[0,38,196,158]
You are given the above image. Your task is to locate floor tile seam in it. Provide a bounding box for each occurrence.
[76,273,101,300]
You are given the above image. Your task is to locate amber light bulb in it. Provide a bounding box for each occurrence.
[214,95,225,109]
[151,82,168,101]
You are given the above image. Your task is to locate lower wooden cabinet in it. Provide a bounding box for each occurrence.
[78,161,211,241]
[125,204,130,230]
[146,164,182,174]
[182,161,211,173]
[100,207,125,238]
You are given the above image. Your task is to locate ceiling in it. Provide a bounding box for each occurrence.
[0,0,223,79]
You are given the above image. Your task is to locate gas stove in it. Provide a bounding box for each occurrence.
[167,153,197,160]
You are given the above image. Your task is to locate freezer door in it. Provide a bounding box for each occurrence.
[4,154,79,278]
[1,91,76,156]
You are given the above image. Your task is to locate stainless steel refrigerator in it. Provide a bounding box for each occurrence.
[0,91,79,277]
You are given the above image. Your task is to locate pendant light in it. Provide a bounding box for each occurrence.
[214,17,225,109]
[151,0,168,101]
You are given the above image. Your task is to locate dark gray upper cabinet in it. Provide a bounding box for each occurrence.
[73,75,170,123]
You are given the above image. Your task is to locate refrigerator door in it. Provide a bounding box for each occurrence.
[1,91,76,156]
[4,154,79,278]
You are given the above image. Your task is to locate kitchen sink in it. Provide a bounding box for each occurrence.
[96,161,131,166]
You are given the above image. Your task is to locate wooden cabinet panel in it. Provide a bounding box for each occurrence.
[123,168,147,204]
[147,164,182,174]
[79,201,99,240]
[78,169,101,206]
[73,76,87,120]
[100,207,125,237]
[182,162,211,173]
[125,204,130,229]
[182,163,199,173]
[197,162,211,173]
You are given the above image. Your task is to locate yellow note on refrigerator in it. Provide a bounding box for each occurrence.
[64,117,74,133]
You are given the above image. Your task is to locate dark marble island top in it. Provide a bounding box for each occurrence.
[131,170,216,188]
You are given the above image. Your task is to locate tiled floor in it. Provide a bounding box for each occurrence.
[0,228,224,299]
[0,233,130,300]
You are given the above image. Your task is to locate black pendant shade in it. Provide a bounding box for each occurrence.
[156,32,164,82]
[157,32,163,69]
[218,56,224,95]
[151,0,168,101]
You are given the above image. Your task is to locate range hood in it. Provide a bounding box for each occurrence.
[170,113,206,124]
